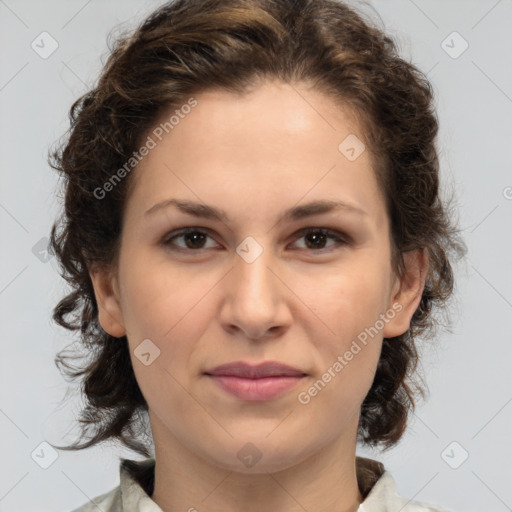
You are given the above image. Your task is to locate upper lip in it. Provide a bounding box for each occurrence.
[205,361,306,378]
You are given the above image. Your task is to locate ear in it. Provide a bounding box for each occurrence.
[383,248,428,338]
[88,264,126,338]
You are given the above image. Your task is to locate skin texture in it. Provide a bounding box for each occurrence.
[89,80,427,512]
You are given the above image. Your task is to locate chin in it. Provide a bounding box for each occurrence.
[199,435,314,475]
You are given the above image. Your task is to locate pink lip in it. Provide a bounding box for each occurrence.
[206,361,305,378]
[204,361,306,401]
[208,375,304,401]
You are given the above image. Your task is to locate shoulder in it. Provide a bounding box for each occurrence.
[356,457,452,512]
[69,485,122,512]
[360,470,452,512]
[68,457,157,512]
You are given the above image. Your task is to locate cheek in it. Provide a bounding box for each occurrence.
[118,256,224,398]
[305,259,391,344]
[297,260,389,400]
[118,250,215,341]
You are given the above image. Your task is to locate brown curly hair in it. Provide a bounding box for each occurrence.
[48,0,467,458]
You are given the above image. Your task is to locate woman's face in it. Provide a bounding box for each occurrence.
[91,80,423,473]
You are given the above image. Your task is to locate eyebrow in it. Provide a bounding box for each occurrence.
[144,198,368,223]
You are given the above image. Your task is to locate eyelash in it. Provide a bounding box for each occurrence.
[161,227,350,253]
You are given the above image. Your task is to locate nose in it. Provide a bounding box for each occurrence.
[219,245,292,341]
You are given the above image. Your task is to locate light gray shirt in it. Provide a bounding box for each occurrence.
[70,456,452,511]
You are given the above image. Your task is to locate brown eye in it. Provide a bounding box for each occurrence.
[163,228,219,251]
[292,228,348,251]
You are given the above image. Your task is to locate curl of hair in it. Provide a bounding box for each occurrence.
[48,0,467,457]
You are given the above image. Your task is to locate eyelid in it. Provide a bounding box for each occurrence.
[290,227,351,247]
[162,227,221,250]
[161,226,351,252]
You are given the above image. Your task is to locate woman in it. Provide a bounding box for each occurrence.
[48,0,466,510]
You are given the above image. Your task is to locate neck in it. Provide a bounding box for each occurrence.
[150,415,364,512]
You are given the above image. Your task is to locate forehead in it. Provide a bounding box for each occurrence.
[124,80,385,226]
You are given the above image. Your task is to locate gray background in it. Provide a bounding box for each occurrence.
[1,1,511,511]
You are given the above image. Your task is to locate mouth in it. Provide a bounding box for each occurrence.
[204,361,306,401]
[205,360,306,378]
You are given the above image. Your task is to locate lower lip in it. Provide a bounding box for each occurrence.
[206,375,304,401]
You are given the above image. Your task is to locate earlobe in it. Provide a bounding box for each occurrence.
[88,264,126,338]
[383,248,428,339]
